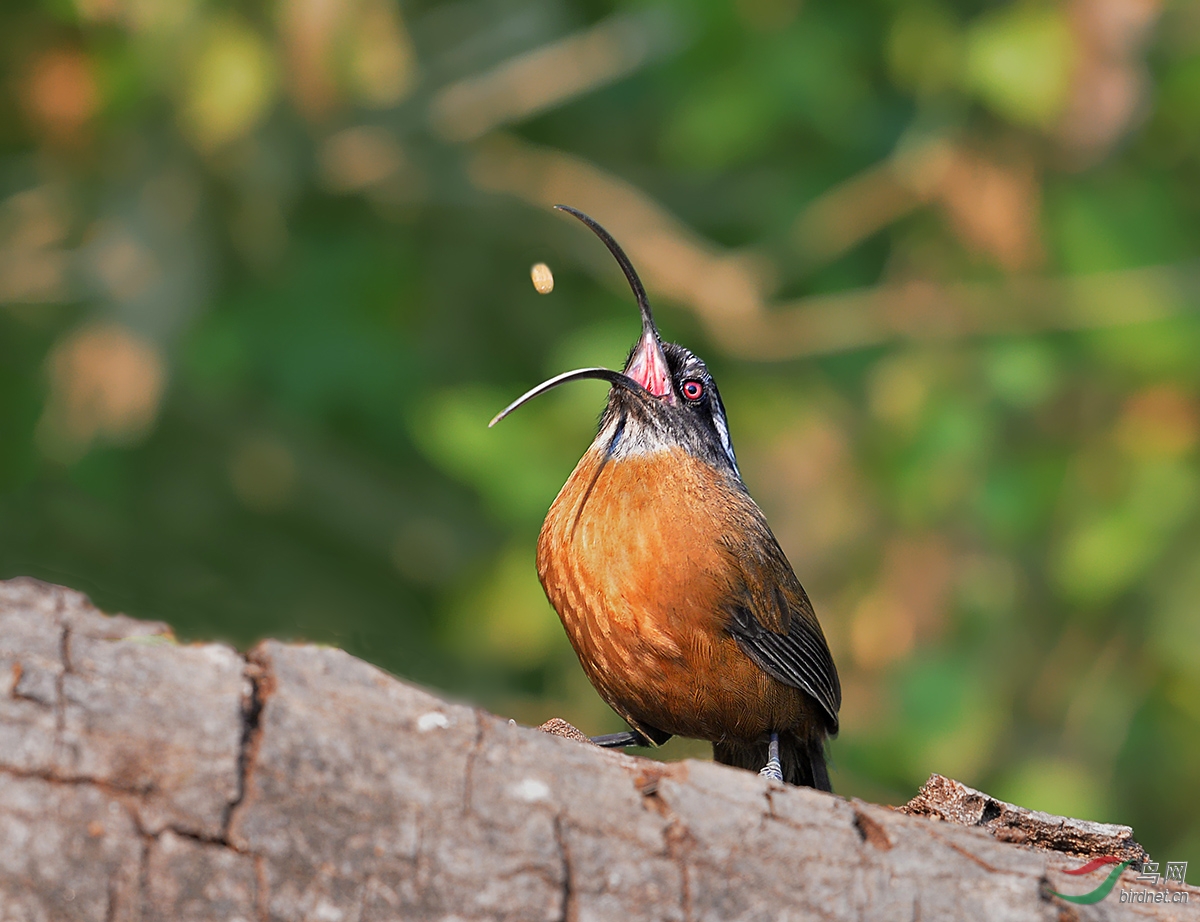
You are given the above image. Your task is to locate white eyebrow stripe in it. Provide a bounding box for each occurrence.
[710,407,740,478]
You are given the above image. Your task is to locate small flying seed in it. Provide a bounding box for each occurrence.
[530,262,554,294]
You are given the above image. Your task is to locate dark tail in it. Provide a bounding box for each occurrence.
[712,731,831,791]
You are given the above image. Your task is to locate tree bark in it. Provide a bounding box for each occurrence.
[0,577,1194,921]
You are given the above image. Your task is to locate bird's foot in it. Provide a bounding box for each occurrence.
[590,730,652,749]
[537,719,656,749]
[759,732,783,782]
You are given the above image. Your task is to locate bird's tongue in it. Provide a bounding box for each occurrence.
[625,330,674,402]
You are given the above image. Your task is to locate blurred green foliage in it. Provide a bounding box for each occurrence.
[2,0,1199,866]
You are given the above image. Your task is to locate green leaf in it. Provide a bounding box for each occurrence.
[964,5,1075,128]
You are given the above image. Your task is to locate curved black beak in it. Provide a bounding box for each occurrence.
[554,206,675,405]
[488,367,653,428]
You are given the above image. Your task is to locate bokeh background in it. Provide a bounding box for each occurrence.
[2,0,1198,863]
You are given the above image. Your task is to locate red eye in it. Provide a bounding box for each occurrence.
[682,380,704,401]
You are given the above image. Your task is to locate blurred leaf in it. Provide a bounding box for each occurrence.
[180,19,277,151]
[1152,550,1200,673]
[984,340,1058,408]
[976,461,1060,543]
[341,0,417,108]
[765,15,874,146]
[964,5,1075,129]
[1048,179,1190,273]
[1053,460,1197,606]
[1083,319,1200,378]
[1054,513,1157,607]
[660,70,776,171]
[1153,53,1200,155]
[899,654,969,735]
[887,4,962,97]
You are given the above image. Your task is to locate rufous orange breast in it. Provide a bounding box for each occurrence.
[537,442,811,745]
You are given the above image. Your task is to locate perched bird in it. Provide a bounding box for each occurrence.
[491,206,840,788]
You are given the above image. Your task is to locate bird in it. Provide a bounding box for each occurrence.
[490,205,841,788]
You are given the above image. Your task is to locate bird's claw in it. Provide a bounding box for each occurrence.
[759,761,784,782]
[590,730,651,748]
[759,732,783,782]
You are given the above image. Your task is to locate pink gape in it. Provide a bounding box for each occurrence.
[625,329,676,404]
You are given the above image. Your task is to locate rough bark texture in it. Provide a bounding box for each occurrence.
[900,773,1149,865]
[1,577,1196,921]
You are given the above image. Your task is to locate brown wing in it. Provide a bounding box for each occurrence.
[720,497,841,733]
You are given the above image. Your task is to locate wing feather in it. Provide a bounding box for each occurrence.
[720,499,841,733]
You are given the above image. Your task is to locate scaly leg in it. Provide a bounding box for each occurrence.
[758,732,783,782]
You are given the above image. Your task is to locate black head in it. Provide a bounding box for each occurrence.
[490,206,741,481]
[598,339,740,479]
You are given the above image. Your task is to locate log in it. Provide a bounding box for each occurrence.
[0,576,1195,921]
